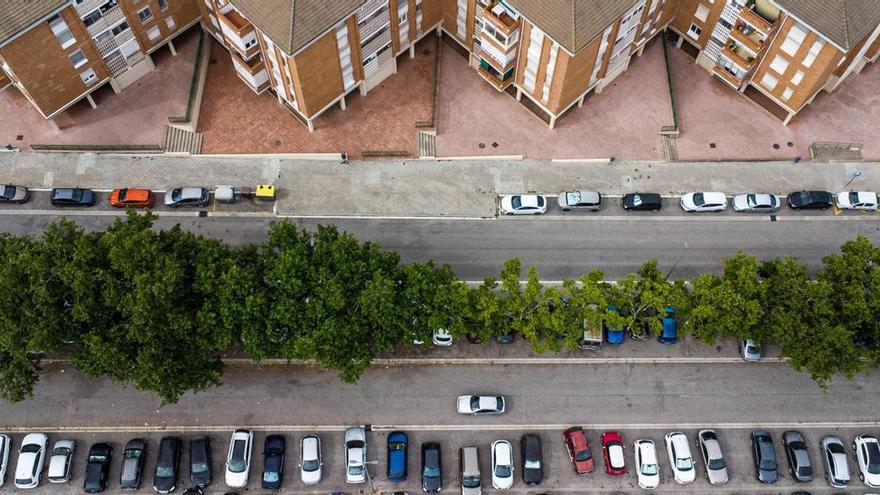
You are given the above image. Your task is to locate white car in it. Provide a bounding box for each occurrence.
[491,440,514,489]
[741,339,762,362]
[697,430,728,485]
[225,429,253,488]
[499,194,547,215]
[732,193,781,212]
[634,439,660,489]
[680,192,727,212]
[299,434,322,485]
[14,433,48,489]
[836,191,878,210]
[0,434,10,488]
[822,435,850,487]
[457,395,505,415]
[344,427,367,484]
[47,439,75,483]
[432,328,453,346]
[853,434,880,487]
[664,432,695,484]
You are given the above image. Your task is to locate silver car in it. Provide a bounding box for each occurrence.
[557,190,602,211]
[741,339,762,362]
[822,436,850,487]
[344,427,367,484]
[47,439,75,483]
[460,446,481,495]
[299,435,322,485]
[164,187,209,207]
[732,193,781,212]
[697,430,728,485]
[0,184,29,204]
[0,434,10,488]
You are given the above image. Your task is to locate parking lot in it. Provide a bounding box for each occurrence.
[0,425,876,494]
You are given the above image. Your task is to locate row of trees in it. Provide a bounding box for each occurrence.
[0,212,877,404]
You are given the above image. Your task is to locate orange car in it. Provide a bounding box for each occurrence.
[109,188,154,208]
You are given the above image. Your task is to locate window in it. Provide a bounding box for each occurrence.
[137,6,153,23]
[695,4,710,22]
[781,87,793,101]
[165,16,175,30]
[791,70,804,85]
[780,37,799,56]
[147,25,161,41]
[80,68,97,85]
[157,0,169,11]
[68,49,87,68]
[48,15,76,49]
[760,73,778,90]
[687,23,702,40]
[802,39,824,67]
[769,55,789,75]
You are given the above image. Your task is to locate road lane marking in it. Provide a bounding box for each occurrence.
[40,357,786,366]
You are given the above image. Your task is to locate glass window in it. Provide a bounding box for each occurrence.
[769,55,789,75]
[695,4,709,22]
[48,15,76,49]
[791,70,804,85]
[69,49,87,68]
[147,25,161,40]
[157,0,169,11]
[80,68,97,85]
[137,6,154,23]
[760,73,778,90]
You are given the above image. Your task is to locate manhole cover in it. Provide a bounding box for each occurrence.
[709,142,716,148]
[478,143,486,149]
[491,142,499,148]
[772,143,780,149]
[15,135,23,141]
[787,141,793,147]
[274,139,282,146]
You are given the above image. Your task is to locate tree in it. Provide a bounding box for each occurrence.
[462,278,504,343]
[560,270,611,350]
[686,253,764,344]
[612,261,681,338]
[400,262,469,345]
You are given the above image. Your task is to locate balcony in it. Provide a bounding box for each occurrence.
[85,4,125,37]
[713,65,743,88]
[75,0,109,17]
[218,8,255,37]
[730,23,763,54]
[230,50,264,76]
[722,42,755,70]
[474,44,516,74]
[482,1,519,35]
[477,65,514,92]
[738,7,775,35]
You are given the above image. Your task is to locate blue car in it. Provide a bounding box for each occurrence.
[605,305,625,344]
[657,307,678,345]
[387,431,408,481]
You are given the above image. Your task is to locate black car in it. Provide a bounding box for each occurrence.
[50,187,95,207]
[787,190,833,210]
[421,442,442,493]
[83,443,112,493]
[521,434,543,485]
[622,192,662,212]
[262,434,285,489]
[190,436,212,488]
[751,430,778,483]
[783,430,813,482]
[154,436,181,494]
[120,438,147,489]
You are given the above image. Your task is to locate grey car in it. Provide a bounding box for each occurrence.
[120,439,147,490]
[0,184,29,204]
[163,187,209,207]
[697,430,728,485]
[460,446,481,495]
[557,190,602,211]
[751,430,778,483]
[821,435,850,487]
[783,431,813,482]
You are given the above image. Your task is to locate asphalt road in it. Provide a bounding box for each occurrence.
[0,212,877,279]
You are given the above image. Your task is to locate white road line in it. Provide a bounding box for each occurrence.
[40,357,784,366]
[0,209,200,217]
[275,214,493,221]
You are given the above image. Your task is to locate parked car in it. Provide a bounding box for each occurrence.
[562,427,594,474]
[634,439,660,489]
[604,306,625,345]
[109,188,154,208]
[697,430,728,485]
[601,431,626,476]
[153,436,180,494]
[0,434,10,488]
[432,328,453,346]
[680,192,727,212]
[784,430,813,482]
[853,434,880,487]
[788,190,833,210]
[182,488,204,495]
[344,427,367,484]
[623,192,662,212]
[225,429,253,488]
[836,191,878,210]
[83,442,111,493]
[495,331,516,344]
[751,430,779,483]
[733,193,782,212]
[50,187,95,207]
[520,434,543,485]
[164,187,209,207]
[14,432,47,489]
[421,442,442,492]
[457,395,505,415]
[741,339,762,362]
[821,435,850,487]
[261,434,285,489]
[387,431,408,482]
[120,438,147,489]
[47,439,75,483]
[557,190,602,211]
[460,446,482,495]
[0,184,29,204]
[190,436,212,488]
[499,194,547,215]
[299,434,322,485]
[491,440,514,489]
[664,432,695,484]
[657,307,677,345]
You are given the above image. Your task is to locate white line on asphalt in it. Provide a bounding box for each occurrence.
[40,357,785,366]
[0,210,200,217]
[275,214,493,221]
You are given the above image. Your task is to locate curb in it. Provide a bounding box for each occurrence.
[41,357,787,366]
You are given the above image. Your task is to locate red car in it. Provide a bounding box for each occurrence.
[601,431,626,475]
[109,188,154,208]
[563,427,594,474]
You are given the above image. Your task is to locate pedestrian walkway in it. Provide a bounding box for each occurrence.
[0,152,876,218]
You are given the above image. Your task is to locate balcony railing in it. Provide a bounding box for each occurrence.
[739,8,773,34]
[85,5,125,37]
[75,0,109,17]
[218,8,254,36]
[713,65,743,88]
[477,66,513,91]
[730,26,762,54]
[722,44,754,70]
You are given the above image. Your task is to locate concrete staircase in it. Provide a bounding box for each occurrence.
[163,125,203,154]
[417,130,436,158]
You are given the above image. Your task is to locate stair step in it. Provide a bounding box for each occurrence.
[163,125,203,154]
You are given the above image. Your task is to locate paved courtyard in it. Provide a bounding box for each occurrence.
[669,43,880,161]
[0,27,199,151]
[435,38,674,160]
[197,37,436,158]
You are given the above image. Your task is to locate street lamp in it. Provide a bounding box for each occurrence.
[844,170,863,190]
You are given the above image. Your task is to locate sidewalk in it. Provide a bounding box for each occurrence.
[0,153,876,217]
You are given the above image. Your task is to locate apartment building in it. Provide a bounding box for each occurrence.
[0,0,201,127]
[670,0,880,124]
[198,0,443,131]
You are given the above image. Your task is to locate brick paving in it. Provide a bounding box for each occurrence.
[0,28,199,150]
[669,43,880,161]
[197,37,436,158]
[435,38,674,160]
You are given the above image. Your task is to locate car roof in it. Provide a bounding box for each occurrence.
[608,443,625,466]
[494,441,511,460]
[669,433,688,451]
[518,195,540,207]
[180,187,204,198]
[637,441,656,463]
[703,438,723,459]
[302,435,319,456]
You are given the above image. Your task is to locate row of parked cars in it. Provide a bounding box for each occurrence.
[0,184,211,208]
[498,189,876,214]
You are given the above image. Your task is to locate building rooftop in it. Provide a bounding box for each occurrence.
[507,0,638,53]
[0,0,68,46]
[774,0,880,50]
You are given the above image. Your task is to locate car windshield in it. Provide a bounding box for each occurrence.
[708,458,726,470]
[462,475,480,488]
[760,458,777,470]
[525,458,541,469]
[574,449,592,462]
[511,196,522,209]
[264,470,280,483]
[828,443,845,454]
[88,454,106,462]
[798,465,813,477]
[494,464,511,477]
[693,193,705,206]
[850,191,860,204]
[124,448,142,458]
[21,444,40,453]
[641,463,658,475]
[390,441,405,450]
[631,194,643,207]
[676,458,693,471]
[566,191,581,205]
[348,464,364,476]
[867,443,880,473]
[228,441,247,472]
[54,447,71,456]
[192,462,208,474]
[0,186,12,199]
[118,189,127,201]
[302,459,320,472]
[172,189,183,202]
[156,465,174,477]
[424,466,440,478]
